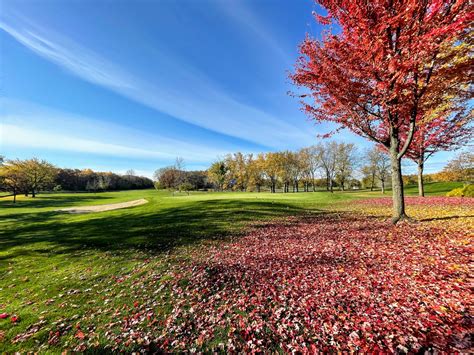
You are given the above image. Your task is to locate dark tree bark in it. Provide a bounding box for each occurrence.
[417,158,425,197]
[389,133,408,223]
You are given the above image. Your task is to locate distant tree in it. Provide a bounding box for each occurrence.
[278,151,293,193]
[154,166,181,190]
[247,155,265,192]
[174,157,186,187]
[207,160,228,191]
[225,153,250,191]
[0,161,28,203]
[335,143,358,191]
[178,182,193,195]
[364,147,391,194]
[361,163,377,191]
[291,0,472,222]
[438,151,474,182]
[300,146,321,192]
[22,158,57,197]
[261,153,280,193]
[185,171,209,190]
[298,148,312,192]
[289,151,306,192]
[315,142,337,192]
[374,150,391,194]
[348,178,362,190]
[125,169,135,176]
[403,174,418,186]
[56,168,152,191]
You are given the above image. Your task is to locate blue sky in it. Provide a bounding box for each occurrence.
[0,0,464,177]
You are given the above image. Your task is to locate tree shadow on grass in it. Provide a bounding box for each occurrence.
[0,194,114,209]
[0,199,316,261]
[418,215,474,222]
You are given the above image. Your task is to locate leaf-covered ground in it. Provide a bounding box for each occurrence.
[104,197,472,352]
[1,193,472,352]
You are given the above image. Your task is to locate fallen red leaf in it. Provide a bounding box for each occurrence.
[75,330,85,339]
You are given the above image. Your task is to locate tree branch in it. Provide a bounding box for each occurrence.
[397,119,416,159]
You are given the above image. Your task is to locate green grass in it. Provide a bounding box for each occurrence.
[404,181,463,195]
[0,183,458,351]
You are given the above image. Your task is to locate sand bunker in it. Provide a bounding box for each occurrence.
[58,198,148,214]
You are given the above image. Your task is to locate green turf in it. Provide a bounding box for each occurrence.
[404,181,463,195]
[0,182,460,351]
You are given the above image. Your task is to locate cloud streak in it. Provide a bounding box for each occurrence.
[1,100,235,162]
[0,15,316,149]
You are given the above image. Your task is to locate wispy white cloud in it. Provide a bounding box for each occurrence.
[0,21,135,91]
[1,99,233,162]
[0,15,316,148]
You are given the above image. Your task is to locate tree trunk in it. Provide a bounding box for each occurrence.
[417,159,425,197]
[13,190,17,203]
[381,179,385,194]
[32,189,36,198]
[329,179,333,193]
[389,144,407,223]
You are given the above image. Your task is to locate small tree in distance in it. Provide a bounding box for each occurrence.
[364,147,391,194]
[207,160,228,191]
[20,158,57,197]
[0,161,27,203]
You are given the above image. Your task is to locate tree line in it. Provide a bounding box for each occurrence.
[0,158,153,202]
[154,148,472,195]
[207,142,366,193]
[153,143,391,193]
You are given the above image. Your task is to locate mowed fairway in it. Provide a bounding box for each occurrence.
[0,182,470,352]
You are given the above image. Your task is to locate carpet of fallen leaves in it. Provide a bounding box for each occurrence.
[137,197,471,352]
[351,196,474,231]
[3,197,473,352]
[356,196,474,207]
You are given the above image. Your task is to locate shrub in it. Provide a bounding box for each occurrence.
[446,184,474,197]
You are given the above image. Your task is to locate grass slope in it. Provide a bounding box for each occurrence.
[0,183,461,351]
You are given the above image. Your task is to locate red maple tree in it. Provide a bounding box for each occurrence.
[291,0,473,222]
